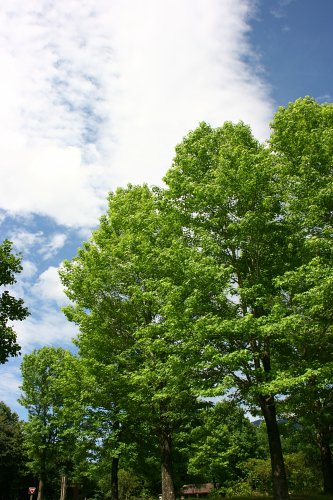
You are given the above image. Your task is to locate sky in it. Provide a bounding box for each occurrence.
[0,0,332,418]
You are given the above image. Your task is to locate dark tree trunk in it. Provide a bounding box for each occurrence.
[110,456,119,500]
[159,424,176,500]
[259,394,289,500]
[316,427,333,494]
[72,484,80,500]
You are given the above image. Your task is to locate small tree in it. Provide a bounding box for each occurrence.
[187,401,258,491]
[0,239,29,363]
[20,347,83,500]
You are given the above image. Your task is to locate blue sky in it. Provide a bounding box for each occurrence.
[0,0,332,418]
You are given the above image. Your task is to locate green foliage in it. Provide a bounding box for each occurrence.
[163,101,333,498]
[57,97,333,500]
[164,120,291,401]
[117,469,143,500]
[268,98,333,494]
[187,401,258,489]
[238,457,272,495]
[60,184,205,500]
[0,401,27,498]
[235,451,321,497]
[285,452,321,495]
[20,346,85,497]
[0,239,29,363]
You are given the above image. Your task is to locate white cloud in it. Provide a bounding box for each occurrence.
[39,233,67,260]
[10,230,68,261]
[105,0,273,186]
[10,230,43,253]
[0,211,6,225]
[0,0,273,228]
[0,144,106,227]
[15,309,78,351]
[21,260,38,279]
[31,266,68,305]
[0,367,22,412]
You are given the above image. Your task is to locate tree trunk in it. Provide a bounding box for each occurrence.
[110,456,119,500]
[159,424,176,500]
[60,474,67,500]
[72,484,80,500]
[316,427,333,494]
[37,478,44,500]
[259,394,289,500]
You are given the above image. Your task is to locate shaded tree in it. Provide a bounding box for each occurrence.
[0,401,27,499]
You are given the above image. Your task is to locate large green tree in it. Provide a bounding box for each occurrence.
[163,120,292,500]
[59,97,332,500]
[163,98,333,500]
[0,239,29,363]
[268,97,333,494]
[61,185,206,500]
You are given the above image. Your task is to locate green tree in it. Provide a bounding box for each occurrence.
[0,401,27,499]
[0,239,29,363]
[187,401,258,491]
[272,263,333,494]
[164,121,292,500]
[269,97,333,494]
[61,185,205,500]
[243,421,323,496]
[60,97,333,500]
[20,346,83,500]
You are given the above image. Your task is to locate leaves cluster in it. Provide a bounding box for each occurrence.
[0,240,29,363]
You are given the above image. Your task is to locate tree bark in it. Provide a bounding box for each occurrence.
[159,424,176,500]
[60,474,67,500]
[37,478,44,500]
[316,427,333,494]
[259,394,289,500]
[110,456,119,500]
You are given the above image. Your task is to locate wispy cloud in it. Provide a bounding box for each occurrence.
[316,94,332,103]
[270,0,295,21]
[9,230,43,252]
[39,233,67,260]
[0,367,22,411]
[20,260,38,279]
[9,229,67,260]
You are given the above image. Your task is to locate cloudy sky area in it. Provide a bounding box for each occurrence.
[0,0,332,417]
